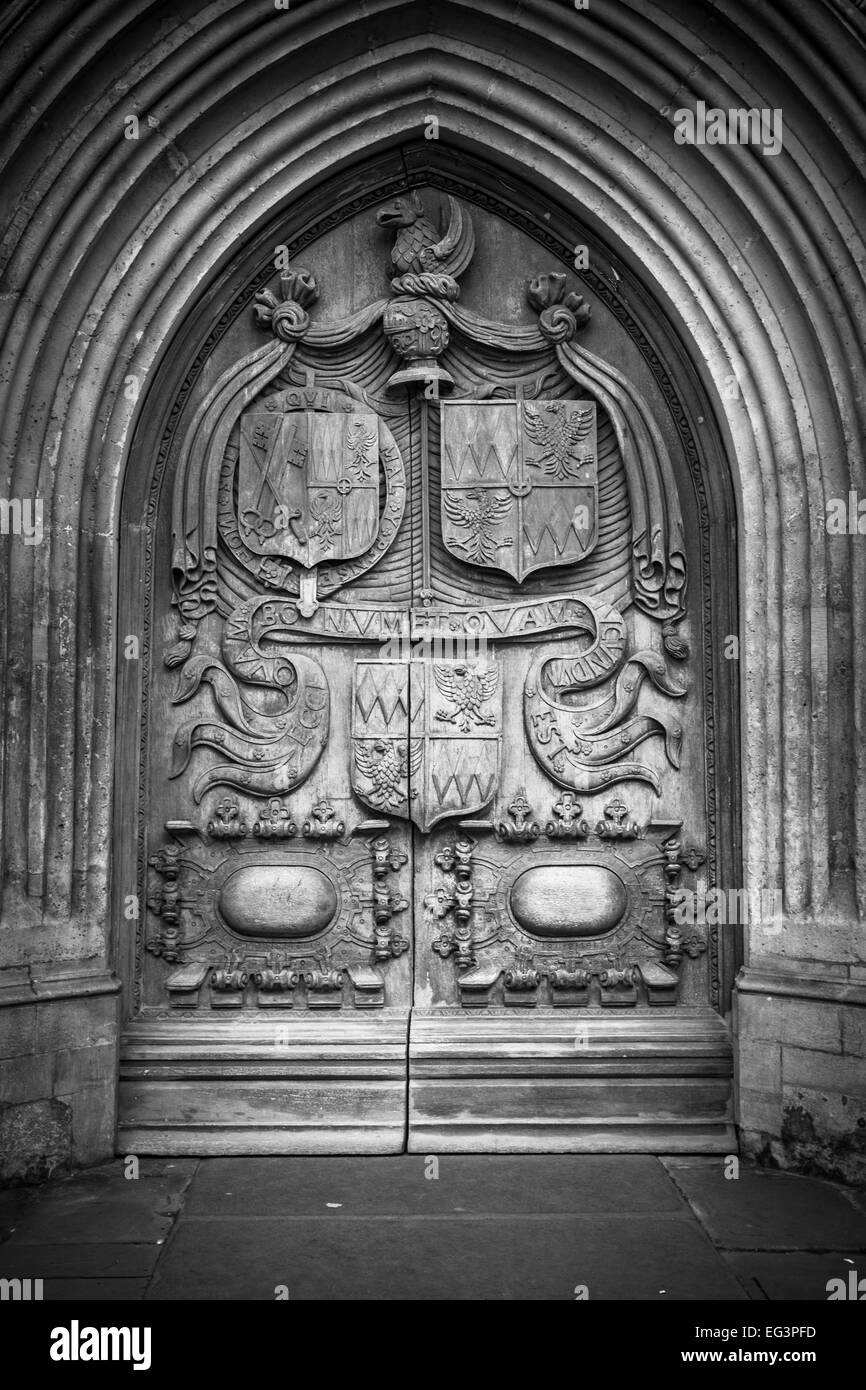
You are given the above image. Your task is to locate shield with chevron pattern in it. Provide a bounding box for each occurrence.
[351,657,501,831]
[352,660,414,820]
[440,399,597,581]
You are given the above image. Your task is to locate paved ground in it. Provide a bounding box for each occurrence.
[1,1155,865,1300]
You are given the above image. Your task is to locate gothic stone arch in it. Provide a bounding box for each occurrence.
[1,0,863,1179]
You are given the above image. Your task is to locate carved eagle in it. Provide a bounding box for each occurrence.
[345,421,377,479]
[308,492,341,550]
[433,663,499,733]
[354,738,422,808]
[443,488,512,564]
[376,192,476,279]
[523,402,594,480]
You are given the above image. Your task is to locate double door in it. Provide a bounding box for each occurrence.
[117,185,736,1152]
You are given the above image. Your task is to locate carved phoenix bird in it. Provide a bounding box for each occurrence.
[376,191,476,279]
[523,401,595,480]
[434,663,499,733]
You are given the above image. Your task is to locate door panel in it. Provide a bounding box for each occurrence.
[117,179,737,1153]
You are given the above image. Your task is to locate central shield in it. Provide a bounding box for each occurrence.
[440,399,597,581]
[352,658,501,832]
[238,408,379,567]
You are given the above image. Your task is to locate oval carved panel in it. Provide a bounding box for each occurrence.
[219,865,338,939]
[509,865,627,938]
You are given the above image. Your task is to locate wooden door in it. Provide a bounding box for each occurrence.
[117,179,737,1153]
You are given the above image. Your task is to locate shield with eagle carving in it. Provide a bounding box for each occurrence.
[410,657,501,831]
[440,399,597,581]
[351,657,501,831]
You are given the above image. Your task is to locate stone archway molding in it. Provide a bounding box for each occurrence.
[1,0,863,1178]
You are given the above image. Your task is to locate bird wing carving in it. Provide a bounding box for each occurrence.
[432,664,460,705]
[522,403,555,449]
[565,406,594,444]
[443,490,510,527]
[477,666,499,701]
[349,421,377,452]
[422,195,476,280]
[443,491,480,527]
[353,741,381,779]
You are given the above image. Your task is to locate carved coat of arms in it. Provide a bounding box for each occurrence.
[238,407,379,566]
[440,399,598,581]
[168,197,688,835]
[352,658,501,832]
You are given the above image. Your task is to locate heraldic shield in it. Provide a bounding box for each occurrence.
[440,399,598,581]
[238,407,379,567]
[352,658,502,832]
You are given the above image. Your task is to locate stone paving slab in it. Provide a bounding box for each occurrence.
[0,1241,161,1278]
[184,1154,686,1217]
[43,1277,151,1301]
[0,1186,33,1242]
[661,1161,866,1250]
[147,1212,746,1301]
[1,1160,197,1247]
[723,1252,865,1301]
[2,1156,863,1300]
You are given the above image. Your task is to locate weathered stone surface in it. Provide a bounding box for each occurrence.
[34,996,117,1054]
[737,973,866,1178]
[739,994,843,1054]
[1,1153,861,1299]
[735,1038,782,1095]
[66,1082,119,1169]
[44,1277,151,1301]
[783,1050,866,1097]
[52,1044,117,1094]
[0,989,119,1183]
[2,1165,190,1246]
[778,1087,866,1185]
[147,1212,747,1301]
[0,1100,71,1186]
[184,1154,685,1217]
[723,1252,866,1302]
[665,1162,866,1250]
[0,1053,54,1105]
[0,1005,35,1058]
[0,1243,160,1278]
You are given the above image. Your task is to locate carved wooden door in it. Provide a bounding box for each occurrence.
[118,182,737,1153]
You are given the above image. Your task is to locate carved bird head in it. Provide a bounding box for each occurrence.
[376,191,424,227]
